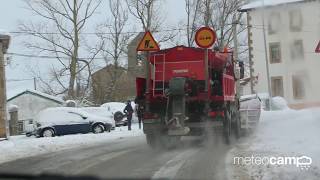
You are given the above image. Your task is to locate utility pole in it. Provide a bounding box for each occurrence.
[247,13,255,94]
[145,51,150,112]
[0,33,10,139]
[233,15,241,97]
[262,0,272,110]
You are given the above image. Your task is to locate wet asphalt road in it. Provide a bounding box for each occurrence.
[0,135,232,180]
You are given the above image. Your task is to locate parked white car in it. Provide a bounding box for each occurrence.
[80,107,116,129]
[34,107,113,137]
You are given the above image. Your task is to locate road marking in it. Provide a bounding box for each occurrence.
[72,149,132,174]
[152,148,199,180]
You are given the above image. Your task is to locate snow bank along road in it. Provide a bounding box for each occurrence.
[227,108,320,180]
[0,124,232,180]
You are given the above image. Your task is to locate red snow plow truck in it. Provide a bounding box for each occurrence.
[135,44,244,148]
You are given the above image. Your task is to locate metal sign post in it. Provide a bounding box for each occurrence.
[137,31,160,112]
[204,49,209,92]
[145,51,150,111]
[195,27,217,114]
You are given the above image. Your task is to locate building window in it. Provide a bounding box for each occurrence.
[271,76,284,97]
[268,12,281,34]
[289,9,302,32]
[269,42,281,63]
[290,40,304,60]
[292,75,305,99]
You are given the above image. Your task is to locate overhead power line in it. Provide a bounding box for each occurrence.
[6,52,106,60]
[7,78,34,82]
[6,23,257,36]
[6,52,130,60]
[8,27,186,36]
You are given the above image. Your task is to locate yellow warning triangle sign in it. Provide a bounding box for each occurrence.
[136,31,160,51]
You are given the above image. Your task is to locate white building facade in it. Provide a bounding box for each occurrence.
[241,0,320,109]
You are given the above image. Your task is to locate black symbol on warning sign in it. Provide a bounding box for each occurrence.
[144,40,154,48]
[144,40,150,48]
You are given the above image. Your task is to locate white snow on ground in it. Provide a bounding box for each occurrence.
[227,107,320,180]
[0,124,144,164]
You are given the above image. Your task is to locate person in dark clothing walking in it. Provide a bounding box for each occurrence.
[123,100,134,130]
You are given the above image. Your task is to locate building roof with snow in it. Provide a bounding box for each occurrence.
[239,0,305,12]
[7,89,64,104]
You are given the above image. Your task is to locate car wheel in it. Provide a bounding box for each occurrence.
[42,128,55,137]
[92,124,104,134]
[105,125,112,132]
[114,111,124,122]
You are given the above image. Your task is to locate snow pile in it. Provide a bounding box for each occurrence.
[271,96,289,110]
[242,93,289,111]
[8,104,18,112]
[101,102,126,112]
[227,108,320,180]
[0,124,143,164]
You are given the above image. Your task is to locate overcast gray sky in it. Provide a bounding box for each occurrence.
[0,0,186,94]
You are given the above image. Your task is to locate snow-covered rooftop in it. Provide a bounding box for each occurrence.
[240,0,304,11]
[0,29,10,36]
[7,89,64,104]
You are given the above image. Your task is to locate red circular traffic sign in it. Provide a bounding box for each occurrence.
[195,27,216,48]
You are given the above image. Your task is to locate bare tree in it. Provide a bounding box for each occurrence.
[199,0,246,50]
[126,0,161,31]
[19,0,102,99]
[184,0,201,47]
[93,0,132,103]
[126,0,177,43]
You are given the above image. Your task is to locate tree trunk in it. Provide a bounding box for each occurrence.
[68,0,79,98]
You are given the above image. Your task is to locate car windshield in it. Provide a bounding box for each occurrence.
[1,1,320,180]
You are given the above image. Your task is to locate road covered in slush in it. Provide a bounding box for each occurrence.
[0,125,231,180]
[1,106,320,180]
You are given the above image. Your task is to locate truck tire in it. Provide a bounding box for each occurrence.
[223,109,232,144]
[233,112,241,139]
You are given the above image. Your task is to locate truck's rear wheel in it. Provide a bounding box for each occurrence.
[223,109,232,144]
[233,112,241,139]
